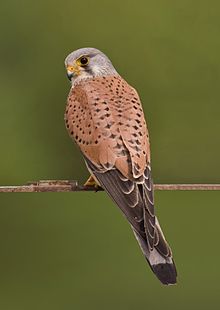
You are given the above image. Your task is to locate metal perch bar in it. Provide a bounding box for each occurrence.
[0,180,220,192]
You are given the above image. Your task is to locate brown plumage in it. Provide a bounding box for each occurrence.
[65,76,150,176]
[64,48,177,285]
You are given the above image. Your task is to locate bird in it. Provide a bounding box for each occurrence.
[64,47,177,285]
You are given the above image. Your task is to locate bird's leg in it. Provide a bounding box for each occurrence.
[84,175,101,190]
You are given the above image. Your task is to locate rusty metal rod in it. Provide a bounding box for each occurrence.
[0,180,219,192]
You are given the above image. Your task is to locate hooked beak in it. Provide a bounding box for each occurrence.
[66,64,81,81]
[67,71,73,81]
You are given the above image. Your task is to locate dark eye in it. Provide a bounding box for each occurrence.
[79,56,89,66]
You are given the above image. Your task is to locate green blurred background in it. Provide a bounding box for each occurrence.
[0,0,220,309]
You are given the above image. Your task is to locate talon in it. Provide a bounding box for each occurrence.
[84,175,100,188]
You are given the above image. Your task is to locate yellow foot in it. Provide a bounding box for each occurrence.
[84,175,101,190]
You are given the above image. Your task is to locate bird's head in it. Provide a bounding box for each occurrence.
[64,47,118,84]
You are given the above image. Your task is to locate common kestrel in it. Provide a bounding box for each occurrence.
[64,47,177,285]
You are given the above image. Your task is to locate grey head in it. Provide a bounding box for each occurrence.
[64,47,118,85]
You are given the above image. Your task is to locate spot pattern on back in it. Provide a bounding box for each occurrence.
[64,75,150,179]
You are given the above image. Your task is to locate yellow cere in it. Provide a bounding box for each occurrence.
[67,66,74,72]
[67,64,81,75]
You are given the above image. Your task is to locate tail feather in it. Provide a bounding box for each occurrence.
[151,263,177,285]
[84,157,177,284]
[132,218,177,285]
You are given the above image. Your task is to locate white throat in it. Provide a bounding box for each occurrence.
[71,66,118,86]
